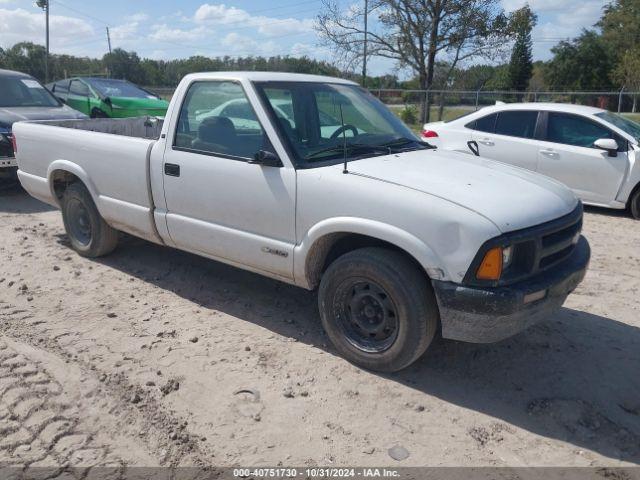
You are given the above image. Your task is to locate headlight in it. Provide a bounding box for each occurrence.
[502,245,514,268]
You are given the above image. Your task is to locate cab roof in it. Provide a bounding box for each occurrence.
[181,71,358,85]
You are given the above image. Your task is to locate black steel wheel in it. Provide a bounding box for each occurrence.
[318,247,439,372]
[335,278,399,353]
[61,182,119,257]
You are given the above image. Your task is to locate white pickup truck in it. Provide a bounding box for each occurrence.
[14,72,590,372]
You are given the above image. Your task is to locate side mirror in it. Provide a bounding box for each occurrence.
[250,150,283,167]
[593,138,618,157]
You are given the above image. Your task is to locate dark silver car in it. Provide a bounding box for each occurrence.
[0,69,87,180]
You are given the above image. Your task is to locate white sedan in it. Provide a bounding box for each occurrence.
[422,103,640,218]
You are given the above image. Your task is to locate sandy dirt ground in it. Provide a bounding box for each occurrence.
[0,182,639,472]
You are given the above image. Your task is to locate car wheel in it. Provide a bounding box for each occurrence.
[318,247,439,372]
[61,183,118,257]
[630,188,640,220]
[90,109,108,118]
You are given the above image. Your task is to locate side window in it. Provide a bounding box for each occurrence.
[55,81,69,94]
[547,113,618,149]
[69,80,90,96]
[494,111,538,139]
[174,81,268,159]
[468,113,497,133]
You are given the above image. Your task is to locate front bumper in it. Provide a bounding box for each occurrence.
[433,236,590,343]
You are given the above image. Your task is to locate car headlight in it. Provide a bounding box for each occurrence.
[502,245,514,268]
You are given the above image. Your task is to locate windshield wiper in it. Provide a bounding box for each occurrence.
[305,143,391,160]
[380,137,435,150]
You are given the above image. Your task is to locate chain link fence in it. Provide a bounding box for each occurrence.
[145,86,640,128]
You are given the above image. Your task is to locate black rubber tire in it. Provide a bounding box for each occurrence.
[90,109,109,119]
[318,247,439,372]
[61,183,118,257]
[629,188,640,220]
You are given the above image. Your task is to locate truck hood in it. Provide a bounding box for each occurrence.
[349,149,578,233]
[0,105,87,126]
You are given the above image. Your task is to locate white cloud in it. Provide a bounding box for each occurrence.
[194,3,314,38]
[148,24,206,43]
[0,8,94,51]
[220,32,279,56]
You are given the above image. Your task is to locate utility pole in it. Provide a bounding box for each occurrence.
[106,27,112,54]
[36,0,49,83]
[362,0,368,88]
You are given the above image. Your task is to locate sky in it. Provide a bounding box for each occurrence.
[0,0,608,76]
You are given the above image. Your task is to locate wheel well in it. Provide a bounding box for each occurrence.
[305,233,429,289]
[51,170,82,201]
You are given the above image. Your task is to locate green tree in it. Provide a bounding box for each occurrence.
[544,30,614,90]
[317,0,512,122]
[599,0,640,55]
[613,47,640,110]
[0,42,47,81]
[507,4,537,98]
[102,48,144,83]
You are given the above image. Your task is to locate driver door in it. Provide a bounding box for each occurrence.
[67,79,92,115]
[161,80,296,279]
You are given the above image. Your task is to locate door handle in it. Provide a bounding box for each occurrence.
[164,163,180,177]
[478,138,494,146]
[540,149,558,157]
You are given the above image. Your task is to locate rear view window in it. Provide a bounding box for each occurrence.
[495,111,538,139]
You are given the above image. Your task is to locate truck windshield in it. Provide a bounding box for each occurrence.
[254,81,428,167]
[595,111,640,141]
[86,79,158,99]
[0,76,60,108]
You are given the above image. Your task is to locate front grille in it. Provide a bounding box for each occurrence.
[537,212,582,271]
[464,203,584,287]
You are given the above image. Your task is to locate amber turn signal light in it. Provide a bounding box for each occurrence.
[476,247,503,280]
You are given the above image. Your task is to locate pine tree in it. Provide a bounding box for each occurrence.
[508,5,537,99]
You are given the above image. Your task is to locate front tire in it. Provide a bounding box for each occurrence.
[318,247,439,372]
[61,183,118,257]
[629,188,640,220]
[90,109,109,119]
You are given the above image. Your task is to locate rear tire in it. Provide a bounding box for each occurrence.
[629,188,640,220]
[61,183,118,257]
[318,247,439,372]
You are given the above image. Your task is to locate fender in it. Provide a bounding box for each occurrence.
[293,217,447,289]
[47,160,100,208]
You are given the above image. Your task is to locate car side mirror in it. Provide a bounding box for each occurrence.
[250,150,283,167]
[593,138,618,157]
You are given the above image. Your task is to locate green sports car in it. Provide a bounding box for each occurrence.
[47,77,169,118]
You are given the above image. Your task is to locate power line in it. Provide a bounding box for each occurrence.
[50,0,110,26]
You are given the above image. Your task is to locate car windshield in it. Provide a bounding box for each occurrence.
[86,79,158,99]
[595,111,640,141]
[0,76,60,108]
[254,81,428,167]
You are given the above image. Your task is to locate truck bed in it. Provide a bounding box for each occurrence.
[36,116,164,140]
[14,116,165,244]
